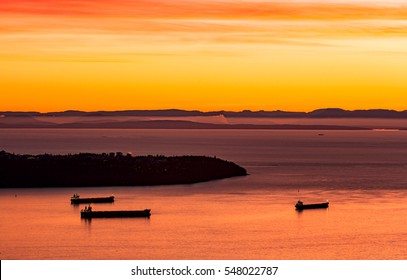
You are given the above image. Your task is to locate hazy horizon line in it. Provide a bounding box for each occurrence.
[1,107,407,114]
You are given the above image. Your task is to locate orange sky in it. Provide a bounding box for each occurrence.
[1,0,407,112]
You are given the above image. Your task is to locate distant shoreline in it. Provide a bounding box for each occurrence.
[3,108,407,130]
[0,120,371,130]
[2,108,407,118]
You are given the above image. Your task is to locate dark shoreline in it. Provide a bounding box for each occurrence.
[2,108,407,118]
[0,151,247,188]
[0,120,370,130]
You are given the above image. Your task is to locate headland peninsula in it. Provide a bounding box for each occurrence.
[0,151,247,188]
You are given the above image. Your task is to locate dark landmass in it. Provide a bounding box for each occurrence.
[306,108,407,118]
[56,120,369,130]
[2,108,406,129]
[0,151,247,188]
[2,108,407,118]
[0,118,368,130]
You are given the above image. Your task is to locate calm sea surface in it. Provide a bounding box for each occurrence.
[1,129,407,259]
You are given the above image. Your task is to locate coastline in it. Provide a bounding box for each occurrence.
[0,151,247,188]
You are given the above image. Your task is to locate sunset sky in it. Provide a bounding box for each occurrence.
[1,0,407,112]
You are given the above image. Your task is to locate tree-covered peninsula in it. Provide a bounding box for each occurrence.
[0,151,247,188]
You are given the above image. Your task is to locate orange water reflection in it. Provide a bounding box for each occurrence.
[1,186,406,260]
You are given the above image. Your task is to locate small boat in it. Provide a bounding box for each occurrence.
[80,205,151,219]
[70,193,114,204]
[295,200,329,210]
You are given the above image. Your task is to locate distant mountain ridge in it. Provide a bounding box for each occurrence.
[1,108,407,118]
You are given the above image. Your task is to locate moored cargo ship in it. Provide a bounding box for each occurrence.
[80,206,151,219]
[71,193,114,204]
[295,200,329,210]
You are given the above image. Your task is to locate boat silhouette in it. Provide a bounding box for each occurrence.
[70,193,114,204]
[80,205,151,219]
[295,200,329,210]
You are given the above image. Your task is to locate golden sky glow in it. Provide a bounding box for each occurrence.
[1,0,407,112]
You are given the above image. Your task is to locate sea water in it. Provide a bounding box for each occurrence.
[0,128,407,259]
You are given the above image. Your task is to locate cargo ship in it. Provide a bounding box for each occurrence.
[71,193,114,204]
[295,200,329,210]
[80,205,151,219]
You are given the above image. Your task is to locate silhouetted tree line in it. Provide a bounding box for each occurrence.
[0,151,247,188]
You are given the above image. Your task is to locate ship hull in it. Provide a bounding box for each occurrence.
[81,209,151,218]
[71,196,114,204]
[295,202,329,210]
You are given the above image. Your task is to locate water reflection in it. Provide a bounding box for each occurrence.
[2,129,407,259]
[81,217,92,231]
[80,216,151,226]
[296,207,329,217]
